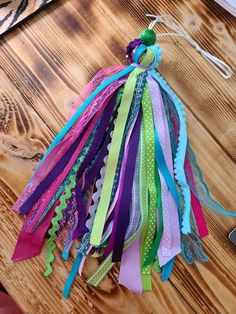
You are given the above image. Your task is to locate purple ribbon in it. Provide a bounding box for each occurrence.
[72,92,119,239]
[19,131,86,215]
[111,111,142,262]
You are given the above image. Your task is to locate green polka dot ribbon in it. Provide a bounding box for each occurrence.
[86,126,149,287]
[143,163,163,270]
[140,83,157,291]
[86,52,158,288]
[90,49,155,247]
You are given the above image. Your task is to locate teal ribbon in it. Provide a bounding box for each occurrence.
[161,258,175,281]
[36,65,135,169]
[154,129,181,211]
[63,253,83,298]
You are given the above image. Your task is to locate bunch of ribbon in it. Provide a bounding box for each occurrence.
[12,14,235,297]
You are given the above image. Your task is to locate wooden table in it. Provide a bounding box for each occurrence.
[0,1,235,313]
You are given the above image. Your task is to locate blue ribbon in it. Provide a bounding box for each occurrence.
[63,253,83,298]
[63,233,90,298]
[154,130,181,211]
[161,258,175,281]
[36,65,135,170]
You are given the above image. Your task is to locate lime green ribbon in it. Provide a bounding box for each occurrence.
[86,49,156,286]
[90,49,154,247]
[143,164,163,268]
[140,83,157,291]
[44,164,79,276]
[86,128,147,287]
[44,143,91,276]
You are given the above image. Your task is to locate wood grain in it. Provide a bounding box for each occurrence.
[0,0,235,313]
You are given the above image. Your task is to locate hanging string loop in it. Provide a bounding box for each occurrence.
[146,14,233,79]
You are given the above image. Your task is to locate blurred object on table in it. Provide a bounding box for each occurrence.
[214,0,236,16]
[0,0,53,36]
[229,228,236,246]
[0,292,23,314]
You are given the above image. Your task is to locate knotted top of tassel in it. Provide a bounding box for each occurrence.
[126,28,162,70]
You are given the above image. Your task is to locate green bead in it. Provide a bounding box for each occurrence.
[140,29,156,45]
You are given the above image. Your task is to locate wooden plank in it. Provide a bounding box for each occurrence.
[0,0,53,36]
[0,0,235,313]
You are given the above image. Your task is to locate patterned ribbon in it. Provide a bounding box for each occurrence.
[14,80,125,214]
[62,210,79,261]
[151,70,191,234]
[12,98,108,262]
[86,128,149,288]
[102,73,146,260]
[90,49,154,246]
[25,106,102,232]
[25,84,121,232]
[41,66,135,160]
[140,83,157,291]
[147,75,181,267]
[72,91,119,239]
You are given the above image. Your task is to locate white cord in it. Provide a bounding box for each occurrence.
[146,14,233,79]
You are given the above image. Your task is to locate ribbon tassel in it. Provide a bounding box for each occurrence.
[11,14,235,298]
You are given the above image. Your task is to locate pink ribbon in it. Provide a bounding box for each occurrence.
[184,158,208,238]
[12,199,58,261]
[67,65,125,120]
[13,79,125,214]
[12,82,122,260]
[26,97,111,232]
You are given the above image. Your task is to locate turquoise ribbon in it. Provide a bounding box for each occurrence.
[154,130,181,211]
[36,66,135,169]
[133,44,147,63]
[63,253,83,298]
[161,258,175,281]
[151,69,191,234]
[63,233,90,298]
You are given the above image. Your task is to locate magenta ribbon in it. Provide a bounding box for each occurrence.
[184,158,209,238]
[25,96,111,233]
[12,81,125,261]
[147,76,181,267]
[13,80,125,214]
[67,65,125,120]
[12,199,58,261]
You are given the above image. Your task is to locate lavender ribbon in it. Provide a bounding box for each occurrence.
[118,146,142,293]
[147,76,181,266]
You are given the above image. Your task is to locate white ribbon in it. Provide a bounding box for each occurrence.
[146,14,233,79]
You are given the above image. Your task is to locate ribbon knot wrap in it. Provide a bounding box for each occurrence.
[11,14,235,297]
